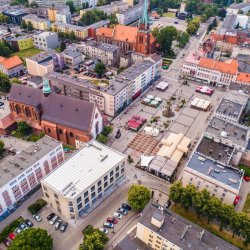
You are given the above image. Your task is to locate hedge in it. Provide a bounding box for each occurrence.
[28,198,47,215]
[239,164,250,177]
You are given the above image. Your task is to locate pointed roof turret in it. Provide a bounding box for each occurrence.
[43,78,51,97]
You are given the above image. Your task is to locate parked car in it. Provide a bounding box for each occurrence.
[117,208,128,215]
[19,223,28,231]
[165,200,171,209]
[50,215,59,225]
[2,238,11,247]
[55,219,62,230]
[14,227,22,235]
[99,228,109,235]
[195,86,214,96]
[121,202,131,211]
[234,195,240,205]
[47,213,55,221]
[103,222,114,229]
[60,222,68,233]
[33,214,42,222]
[115,129,121,139]
[25,219,33,227]
[113,212,123,219]
[107,217,118,224]
[244,176,250,182]
[8,233,16,240]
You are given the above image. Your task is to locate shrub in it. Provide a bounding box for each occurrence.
[96,134,108,144]
[239,164,250,177]
[28,198,47,215]
[102,125,113,136]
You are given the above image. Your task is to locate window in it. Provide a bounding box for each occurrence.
[69,207,74,213]
[85,197,89,204]
[59,129,63,134]
[98,180,102,186]
[104,175,108,181]
[77,197,82,204]
[104,182,108,188]
[149,234,153,238]
[43,186,47,191]
[148,239,153,243]
[57,206,61,213]
[56,200,60,205]
[116,172,119,178]
[48,128,51,133]
[45,192,49,198]
[54,193,58,199]
[110,171,114,177]
[110,177,114,183]
[116,166,119,172]
[214,189,217,193]
[121,168,124,174]
[91,186,95,192]
[222,193,226,197]
[77,203,82,210]
[98,186,102,193]
[91,192,96,198]
[69,132,74,137]
[68,201,73,206]
[84,191,88,198]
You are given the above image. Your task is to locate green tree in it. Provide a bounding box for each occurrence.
[180,184,196,211]
[0,42,12,57]
[128,185,151,211]
[156,26,178,56]
[97,0,107,6]
[82,230,108,250]
[9,228,53,250]
[27,21,34,31]
[96,134,108,144]
[238,10,244,14]
[17,121,31,135]
[80,9,107,26]
[187,18,200,35]
[218,8,227,18]
[30,1,39,7]
[192,189,210,218]
[0,14,9,24]
[82,2,89,8]
[177,31,189,48]
[151,27,160,38]
[20,20,27,29]
[205,196,221,224]
[0,72,11,92]
[217,204,235,231]
[60,41,66,52]
[68,31,76,41]
[102,125,113,136]
[108,13,118,25]
[230,212,248,238]
[0,140,4,154]
[66,0,76,14]
[157,8,164,17]
[11,78,22,84]
[94,62,106,78]
[169,181,184,205]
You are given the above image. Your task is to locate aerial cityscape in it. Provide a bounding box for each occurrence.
[0,0,248,249]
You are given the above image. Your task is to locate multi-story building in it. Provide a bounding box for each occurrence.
[41,140,126,220]
[2,9,27,25]
[23,14,51,31]
[62,47,83,68]
[10,36,33,51]
[117,203,238,250]
[33,32,59,51]
[56,10,71,24]
[102,57,162,116]
[26,50,64,77]
[28,0,81,8]
[9,84,104,146]
[44,72,105,112]
[47,5,70,22]
[80,41,120,66]
[0,136,63,220]
[227,2,250,14]
[116,3,143,25]
[0,55,24,77]
[80,1,127,16]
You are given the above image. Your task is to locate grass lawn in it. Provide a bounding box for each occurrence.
[171,204,249,250]
[11,47,42,60]
[243,193,250,216]
[163,12,176,18]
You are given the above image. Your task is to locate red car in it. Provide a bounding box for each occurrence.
[234,195,240,205]
[107,217,118,224]
[243,176,250,182]
[8,233,16,240]
[195,86,214,96]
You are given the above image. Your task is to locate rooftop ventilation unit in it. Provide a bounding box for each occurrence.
[228,178,238,184]
[180,225,191,240]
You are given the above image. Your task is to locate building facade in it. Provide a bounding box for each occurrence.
[33,32,59,51]
[10,36,33,51]
[41,140,126,220]
[2,9,27,25]
[62,47,83,68]
[23,14,51,31]
[0,55,24,77]
[0,136,63,220]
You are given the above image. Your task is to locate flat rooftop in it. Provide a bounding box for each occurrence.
[34,32,57,38]
[83,40,119,53]
[42,140,126,198]
[206,116,249,148]
[229,82,250,95]
[138,203,238,250]
[187,152,243,190]
[196,137,235,165]
[0,136,61,186]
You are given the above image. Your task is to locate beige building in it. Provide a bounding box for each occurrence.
[41,140,126,221]
[118,203,238,250]
[80,41,120,66]
[23,14,51,31]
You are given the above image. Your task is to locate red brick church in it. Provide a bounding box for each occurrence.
[95,0,156,55]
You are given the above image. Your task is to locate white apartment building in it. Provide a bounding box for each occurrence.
[41,140,126,221]
[33,32,59,51]
[102,57,162,116]
[80,41,120,66]
[116,3,143,25]
[0,136,63,219]
[56,10,71,24]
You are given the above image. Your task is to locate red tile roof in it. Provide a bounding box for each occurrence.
[0,55,23,70]
[210,32,250,45]
[237,72,250,84]
[96,27,113,38]
[199,58,238,75]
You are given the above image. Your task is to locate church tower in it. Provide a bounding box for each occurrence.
[135,0,151,55]
[43,79,51,97]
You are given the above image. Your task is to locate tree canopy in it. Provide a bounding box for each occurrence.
[128,185,151,211]
[60,41,66,52]
[0,72,11,92]
[187,18,200,35]
[66,0,76,14]
[29,1,39,8]
[27,21,34,31]
[0,140,4,154]
[80,10,107,26]
[0,42,12,57]
[94,62,106,78]
[9,228,53,250]
[0,14,10,24]
[177,31,190,48]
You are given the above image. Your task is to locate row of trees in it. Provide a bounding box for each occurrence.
[79,9,107,26]
[20,20,34,31]
[58,30,77,42]
[187,18,200,35]
[170,182,250,244]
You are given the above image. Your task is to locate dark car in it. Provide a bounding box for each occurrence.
[107,217,118,224]
[115,129,121,139]
[60,222,68,233]
[2,238,11,247]
[25,219,33,227]
[121,202,131,211]
[165,200,172,209]
[0,102,4,106]
[47,213,55,221]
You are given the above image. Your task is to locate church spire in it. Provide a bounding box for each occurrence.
[43,78,51,97]
[140,0,149,29]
